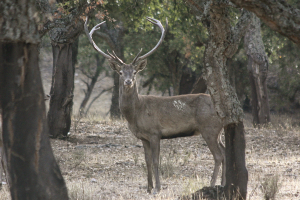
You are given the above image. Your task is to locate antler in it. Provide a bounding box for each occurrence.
[133,17,168,63]
[84,17,124,64]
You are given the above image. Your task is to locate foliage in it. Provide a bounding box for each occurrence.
[120,0,207,94]
[262,22,300,112]
[77,34,109,78]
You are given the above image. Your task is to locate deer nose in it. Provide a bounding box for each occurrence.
[125,79,132,86]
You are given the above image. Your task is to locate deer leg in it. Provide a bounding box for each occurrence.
[218,139,226,186]
[202,132,224,186]
[142,139,153,193]
[150,136,161,193]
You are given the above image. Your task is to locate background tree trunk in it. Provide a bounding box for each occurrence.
[244,15,270,126]
[190,76,207,94]
[94,22,125,120]
[47,43,75,138]
[0,42,69,199]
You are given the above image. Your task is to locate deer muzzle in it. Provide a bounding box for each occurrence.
[124,79,133,87]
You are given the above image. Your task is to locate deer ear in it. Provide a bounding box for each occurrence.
[109,61,122,74]
[135,59,147,72]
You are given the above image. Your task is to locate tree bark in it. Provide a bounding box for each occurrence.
[0,42,69,200]
[111,71,121,119]
[203,7,251,199]
[229,0,300,45]
[47,43,74,138]
[244,15,270,126]
[47,13,83,138]
[224,122,248,199]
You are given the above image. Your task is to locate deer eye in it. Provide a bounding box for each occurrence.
[133,70,137,75]
[119,71,123,75]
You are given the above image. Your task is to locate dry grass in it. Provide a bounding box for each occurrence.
[0,113,299,200]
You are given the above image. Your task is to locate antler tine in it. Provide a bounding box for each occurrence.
[135,17,168,62]
[106,50,125,65]
[84,17,112,60]
[106,50,116,59]
[112,51,125,64]
[132,48,143,64]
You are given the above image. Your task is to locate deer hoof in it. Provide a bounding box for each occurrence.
[152,188,160,195]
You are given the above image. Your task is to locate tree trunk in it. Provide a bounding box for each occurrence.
[224,122,248,199]
[190,76,207,94]
[110,71,121,119]
[0,42,69,199]
[179,67,197,94]
[110,44,124,120]
[47,43,74,138]
[244,15,270,126]
[201,3,251,199]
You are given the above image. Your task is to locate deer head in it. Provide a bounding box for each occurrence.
[84,17,168,89]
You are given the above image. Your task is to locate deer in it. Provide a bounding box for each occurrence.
[84,17,225,194]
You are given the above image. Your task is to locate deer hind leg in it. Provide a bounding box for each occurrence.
[150,136,161,194]
[202,130,224,186]
[142,139,153,193]
[218,136,226,186]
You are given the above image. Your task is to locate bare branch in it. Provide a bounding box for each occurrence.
[85,86,113,114]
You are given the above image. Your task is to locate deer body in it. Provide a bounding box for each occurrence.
[121,87,221,140]
[85,17,225,194]
[119,72,225,193]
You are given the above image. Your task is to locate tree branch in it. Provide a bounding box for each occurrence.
[225,9,252,58]
[229,0,300,45]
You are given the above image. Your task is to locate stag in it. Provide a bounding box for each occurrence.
[84,17,225,194]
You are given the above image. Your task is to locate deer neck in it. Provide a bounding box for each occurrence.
[119,79,139,123]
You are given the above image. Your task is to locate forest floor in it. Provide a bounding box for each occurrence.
[1,113,299,200]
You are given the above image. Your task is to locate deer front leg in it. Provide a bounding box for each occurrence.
[150,136,161,194]
[141,139,153,193]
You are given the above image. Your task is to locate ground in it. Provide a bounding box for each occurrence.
[1,113,299,200]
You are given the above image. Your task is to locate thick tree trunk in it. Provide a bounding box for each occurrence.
[201,3,251,199]
[224,122,248,199]
[47,43,74,138]
[0,42,68,199]
[244,15,270,126]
